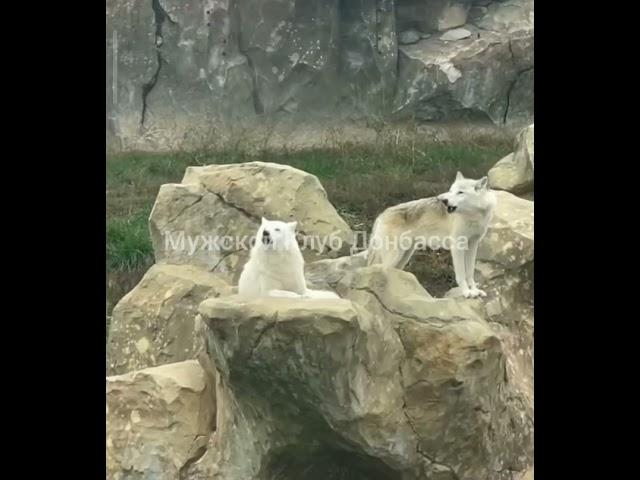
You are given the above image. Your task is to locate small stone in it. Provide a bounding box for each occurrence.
[440,28,472,41]
[398,29,422,45]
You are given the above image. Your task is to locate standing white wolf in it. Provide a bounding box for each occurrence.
[366,172,497,298]
[238,218,339,299]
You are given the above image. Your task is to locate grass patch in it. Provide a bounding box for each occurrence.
[106,138,511,316]
[107,210,154,271]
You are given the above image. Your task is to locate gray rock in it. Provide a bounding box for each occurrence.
[399,29,423,45]
[397,1,473,33]
[506,68,534,125]
[488,124,534,194]
[476,0,534,33]
[393,1,533,126]
[469,5,489,22]
[440,27,473,41]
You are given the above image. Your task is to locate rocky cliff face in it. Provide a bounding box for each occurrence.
[106,0,533,150]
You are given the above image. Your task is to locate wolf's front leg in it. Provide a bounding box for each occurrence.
[451,246,472,298]
[289,268,308,295]
[464,238,486,298]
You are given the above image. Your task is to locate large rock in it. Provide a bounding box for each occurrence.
[479,190,533,270]
[489,123,534,194]
[304,250,368,289]
[473,190,533,406]
[107,264,233,375]
[107,360,216,480]
[474,189,533,321]
[192,265,533,479]
[106,0,398,150]
[393,0,533,126]
[396,1,473,33]
[149,161,355,282]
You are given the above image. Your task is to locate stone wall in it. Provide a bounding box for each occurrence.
[106,0,533,150]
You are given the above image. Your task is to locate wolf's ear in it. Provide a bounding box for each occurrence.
[456,171,464,181]
[287,221,298,232]
[475,176,488,190]
[261,217,267,225]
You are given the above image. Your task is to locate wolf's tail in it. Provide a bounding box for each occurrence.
[267,288,340,299]
[304,289,340,299]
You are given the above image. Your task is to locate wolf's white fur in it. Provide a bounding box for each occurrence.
[238,218,340,299]
[367,172,496,298]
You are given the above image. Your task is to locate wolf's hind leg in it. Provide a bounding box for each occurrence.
[451,246,472,297]
[396,244,417,270]
[380,246,411,270]
[464,238,486,297]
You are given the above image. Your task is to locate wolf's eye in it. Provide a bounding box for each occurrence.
[275,228,280,232]
[457,191,464,195]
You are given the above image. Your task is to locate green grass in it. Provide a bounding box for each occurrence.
[107,210,154,271]
[106,138,511,317]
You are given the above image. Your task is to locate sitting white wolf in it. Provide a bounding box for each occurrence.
[238,218,339,299]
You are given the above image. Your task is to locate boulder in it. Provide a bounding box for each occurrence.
[106,360,216,480]
[440,27,472,41]
[399,29,423,46]
[472,191,533,402]
[304,250,368,290]
[396,1,473,34]
[476,0,534,35]
[193,265,533,479]
[149,161,355,282]
[107,264,233,375]
[489,124,534,194]
[478,190,534,270]
[393,0,533,126]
